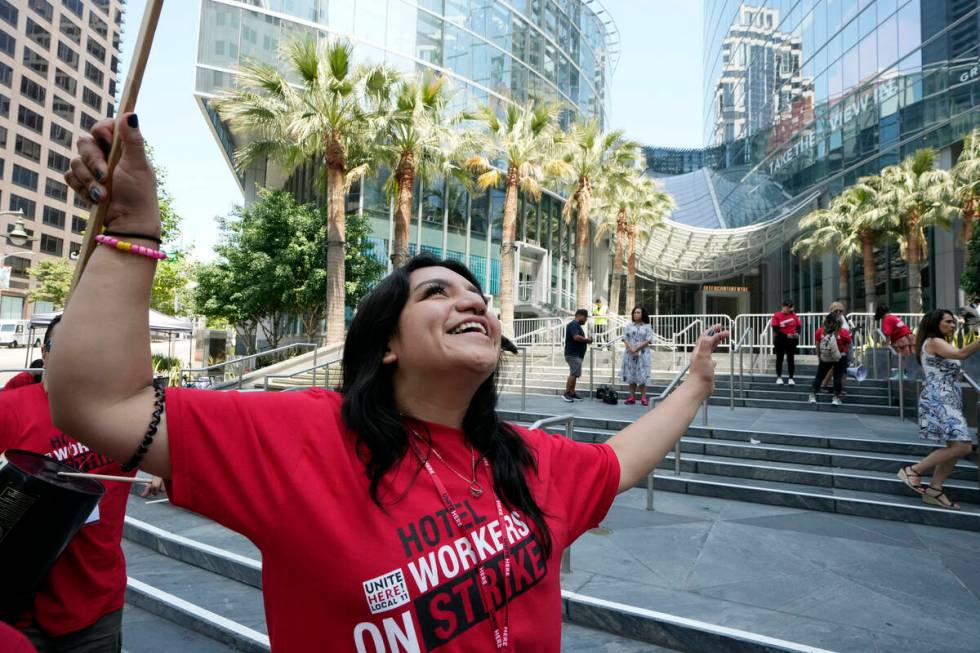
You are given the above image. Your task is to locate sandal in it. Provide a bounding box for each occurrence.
[922,486,960,511]
[897,465,924,494]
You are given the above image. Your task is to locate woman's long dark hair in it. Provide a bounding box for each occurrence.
[915,309,953,363]
[822,311,840,334]
[873,305,889,321]
[341,254,552,557]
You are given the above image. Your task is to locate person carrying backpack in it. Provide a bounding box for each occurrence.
[809,311,851,406]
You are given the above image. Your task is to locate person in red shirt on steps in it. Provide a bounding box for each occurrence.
[875,305,915,356]
[0,315,163,652]
[48,114,730,652]
[770,299,802,385]
[808,312,852,406]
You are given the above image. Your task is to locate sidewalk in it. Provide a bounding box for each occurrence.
[497,392,980,651]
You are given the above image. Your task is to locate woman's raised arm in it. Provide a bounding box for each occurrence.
[47,114,171,478]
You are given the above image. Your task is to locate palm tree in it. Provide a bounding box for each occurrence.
[624,179,674,311]
[213,37,394,345]
[878,149,960,312]
[376,73,463,267]
[848,177,895,312]
[465,101,566,335]
[952,127,980,263]
[594,171,672,315]
[561,121,639,309]
[792,198,860,309]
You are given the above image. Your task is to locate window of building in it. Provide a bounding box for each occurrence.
[19,76,46,107]
[15,135,41,162]
[110,54,118,73]
[61,0,83,19]
[83,61,103,86]
[52,95,73,122]
[93,0,109,16]
[86,38,105,62]
[0,92,8,117]
[88,12,108,38]
[0,158,5,178]
[54,68,75,94]
[47,150,69,172]
[0,1,17,29]
[71,214,86,234]
[40,233,63,256]
[0,125,7,147]
[22,47,48,76]
[59,15,81,44]
[0,61,11,87]
[49,122,71,148]
[0,28,15,57]
[12,165,39,190]
[44,177,67,201]
[0,294,24,318]
[17,106,44,133]
[69,240,80,257]
[57,41,79,68]
[29,0,53,23]
[81,86,101,111]
[10,195,37,220]
[108,79,115,97]
[79,112,96,131]
[26,18,50,49]
[42,205,65,228]
[73,194,87,209]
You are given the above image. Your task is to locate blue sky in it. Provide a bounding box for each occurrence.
[119,1,703,261]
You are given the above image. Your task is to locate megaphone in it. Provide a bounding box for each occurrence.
[846,363,867,382]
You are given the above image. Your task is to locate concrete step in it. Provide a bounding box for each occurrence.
[122,604,242,653]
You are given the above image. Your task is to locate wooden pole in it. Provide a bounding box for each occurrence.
[67,0,165,303]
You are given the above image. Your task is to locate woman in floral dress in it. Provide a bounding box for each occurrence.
[897,310,980,510]
[622,306,654,405]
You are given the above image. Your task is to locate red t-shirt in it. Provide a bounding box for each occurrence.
[814,326,852,354]
[0,622,36,653]
[770,311,801,336]
[881,314,912,342]
[0,383,134,636]
[164,388,620,652]
[3,371,38,391]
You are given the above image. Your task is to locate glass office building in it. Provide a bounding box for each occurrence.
[194,0,619,312]
[643,1,979,315]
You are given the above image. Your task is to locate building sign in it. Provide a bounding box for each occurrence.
[704,285,749,293]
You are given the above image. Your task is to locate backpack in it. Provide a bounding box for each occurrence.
[818,331,842,363]
[596,384,619,404]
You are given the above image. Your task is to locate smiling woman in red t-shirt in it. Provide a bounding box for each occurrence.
[48,116,728,652]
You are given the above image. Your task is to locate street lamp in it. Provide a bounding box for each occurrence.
[0,210,34,318]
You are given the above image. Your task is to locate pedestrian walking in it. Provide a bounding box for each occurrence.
[819,301,851,393]
[897,310,980,510]
[51,114,730,652]
[563,309,592,402]
[809,312,851,406]
[771,300,801,384]
[621,306,653,406]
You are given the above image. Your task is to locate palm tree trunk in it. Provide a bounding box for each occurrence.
[608,210,627,315]
[391,152,415,268]
[324,144,347,346]
[861,235,877,313]
[963,197,976,265]
[499,168,519,337]
[575,180,592,309]
[626,230,637,311]
[837,259,850,310]
[906,213,923,313]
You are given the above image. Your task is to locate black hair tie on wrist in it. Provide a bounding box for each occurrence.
[102,230,162,245]
[121,378,166,472]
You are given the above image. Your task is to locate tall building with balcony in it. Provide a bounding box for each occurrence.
[195,0,619,323]
[0,0,124,321]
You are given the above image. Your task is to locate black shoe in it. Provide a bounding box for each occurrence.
[561,393,574,403]
[571,392,585,400]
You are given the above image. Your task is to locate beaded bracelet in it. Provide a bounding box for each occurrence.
[95,234,168,261]
[102,230,163,245]
[121,378,166,472]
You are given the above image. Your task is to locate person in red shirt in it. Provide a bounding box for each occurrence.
[808,312,852,406]
[770,299,802,384]
[0,622,37,653]
[48,114,730,652]
[2,359,43,391]
[0,315,162,651]
[875,305,915,356]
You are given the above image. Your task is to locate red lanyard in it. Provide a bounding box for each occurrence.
[409,435,512,650]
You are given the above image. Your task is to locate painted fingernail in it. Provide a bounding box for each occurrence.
[94,169,104,181]
[89,186,102,202]
[127,113,139,128]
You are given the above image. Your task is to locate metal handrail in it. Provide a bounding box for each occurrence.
[960,370,980,490]
[730,327,753,410]
[645,360,701,512]
[180,342,318,390]
[529,414,575,572]
[670,319,702,368]
[263,353,343,391]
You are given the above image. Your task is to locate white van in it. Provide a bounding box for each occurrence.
[0,320,33,348]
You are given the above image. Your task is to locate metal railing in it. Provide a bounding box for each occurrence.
[179,342,318,390]
[729,327,753,410]
[262,353,344,391]
[650,314,733,356]
[529,414,575,573]
[960,370,980,490]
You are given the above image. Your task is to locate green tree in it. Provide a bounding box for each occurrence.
[144,147,196,316]
[465,101,565,335]
[962,220,980,298]
[27,258,75,308]
[214,37,395,346]
[793,191,866,310]
[952,127,980,264]
[344,202,386,310]
[878,149,960,312]
[624,178,673,311]
[561,121,639,308]
[194,262,259,354]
